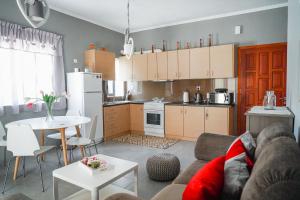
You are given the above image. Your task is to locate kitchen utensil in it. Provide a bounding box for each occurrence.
[183,90,190,103]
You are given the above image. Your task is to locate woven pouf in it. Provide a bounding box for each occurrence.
[146,153,180,181]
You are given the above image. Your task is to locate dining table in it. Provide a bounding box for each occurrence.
[5,116,91,181]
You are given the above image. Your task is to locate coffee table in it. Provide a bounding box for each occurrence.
[53,154,138,200]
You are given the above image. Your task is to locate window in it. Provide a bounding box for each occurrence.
[107,80,125,97]
[0,48,55,107]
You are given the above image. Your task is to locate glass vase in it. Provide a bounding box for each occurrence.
[45,102,54,121]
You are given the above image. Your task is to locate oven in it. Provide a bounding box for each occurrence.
[144,102,165,137]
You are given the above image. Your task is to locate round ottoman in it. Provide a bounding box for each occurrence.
[146,153,180,181]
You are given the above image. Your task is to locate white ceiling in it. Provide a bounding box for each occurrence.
[47,0,288,33]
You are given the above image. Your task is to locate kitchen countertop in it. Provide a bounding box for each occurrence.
[103,100,234,107]
[166,102,234,107]
[103,100,147,107]
[245,106,294,118]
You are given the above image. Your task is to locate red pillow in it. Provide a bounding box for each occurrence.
[183,156,225,200]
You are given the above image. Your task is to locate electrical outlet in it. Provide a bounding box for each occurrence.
[73,59,78,64]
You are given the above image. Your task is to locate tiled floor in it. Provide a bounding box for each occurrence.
[0,140,195,200]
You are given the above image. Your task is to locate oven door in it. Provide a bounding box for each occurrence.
[144,110,164,129]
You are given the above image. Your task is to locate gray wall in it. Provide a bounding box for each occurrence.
[0,0,123,73]
[132,7,287,51]
[0,0,124,160]
[287,0,300,140]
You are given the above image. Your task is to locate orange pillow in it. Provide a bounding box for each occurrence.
[183,156,225,200]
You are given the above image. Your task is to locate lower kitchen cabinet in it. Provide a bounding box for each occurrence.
[165,105,233,140]
[204,107,233,135]
[183,106,205,139]
[104,104,130,140]
[130,104,144,134]
[165,106,184,137]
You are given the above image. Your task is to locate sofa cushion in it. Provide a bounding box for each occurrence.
[104,193,141,200]
[173,160,208,184]
[222,132,255,200]
[255,122,295,160]
[241,137,300,200]
[183,156,225,200]
[195,133,236,161]
[151,184,186,200]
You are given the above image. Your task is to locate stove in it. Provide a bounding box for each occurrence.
[144,98,168,137]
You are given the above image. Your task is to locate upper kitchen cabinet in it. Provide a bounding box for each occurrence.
[132,54,148,81]
[116,56,133,81]
[156,52,168,80]
[147,53,158,81]
[210,44,235,78]
[84,49,115,80]
[190,47,210,79]
[178,49,190,79]
[167,50,179,80]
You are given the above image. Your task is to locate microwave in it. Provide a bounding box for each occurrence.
[209,92,234,105]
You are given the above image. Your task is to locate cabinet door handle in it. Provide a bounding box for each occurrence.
[180,109,183,114]
[211,70,214,77]
[205,111,208,119]
[184,110,187,115]
[175,72,178,78]
[207,70,209,77]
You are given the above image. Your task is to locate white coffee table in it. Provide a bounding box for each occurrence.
[53,154,138,200]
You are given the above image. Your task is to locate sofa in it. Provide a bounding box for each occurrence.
[106,123,300,200]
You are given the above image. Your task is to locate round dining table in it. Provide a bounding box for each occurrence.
[5,116,91,180]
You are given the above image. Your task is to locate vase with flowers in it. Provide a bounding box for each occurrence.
[25,91,68,121]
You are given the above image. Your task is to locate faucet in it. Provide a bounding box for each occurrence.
[125,90,131,101]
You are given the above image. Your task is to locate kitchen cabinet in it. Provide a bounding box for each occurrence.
[210,44,235,78]
[156,52,168,80]
[103,104,130,140]
[190,47,210,79]
[167,50,179,80]
[183,106,205,139]
[165,105,232,140]
[147,53,158,80]
[204,107,233,135]
[132,54,148,81]
[84,49,115,80]
[178,49,190,79]
[165,106,184,137]
[130,104,144,133]
[117,56,133,81]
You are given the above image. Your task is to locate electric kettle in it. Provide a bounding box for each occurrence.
[183,90,190,103]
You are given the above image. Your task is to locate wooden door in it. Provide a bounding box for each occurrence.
[157,52,168,80]
[238,43,287,134]
[178,49,190,79]
[210,44,235,78]
[190,47,210,79]
[147,53,158,80]
[183,106,205,138]
[167,50,179,80]
[117,56,132,81]
[130,104,144,133]
[132,54,148,81]
[165,105,184,137]
[205,107,229,135]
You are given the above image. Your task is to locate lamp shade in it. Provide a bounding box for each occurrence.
[27,0,45,22]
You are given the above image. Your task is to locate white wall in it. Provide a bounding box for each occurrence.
[287,0,300,140]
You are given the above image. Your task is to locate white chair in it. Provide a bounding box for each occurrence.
[2,124,60,194]
[67,115,98,160]
[47,110,80,140]
[0,121,7,166]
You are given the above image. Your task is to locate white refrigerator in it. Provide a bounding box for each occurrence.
[67,72,103,142]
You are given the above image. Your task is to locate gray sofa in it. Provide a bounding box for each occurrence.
[106,123,300,200]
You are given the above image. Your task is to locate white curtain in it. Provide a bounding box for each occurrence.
[0,20,66,116]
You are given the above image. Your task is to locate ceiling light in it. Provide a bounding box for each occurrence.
[16,0,50,28]
[123,0,134,59]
